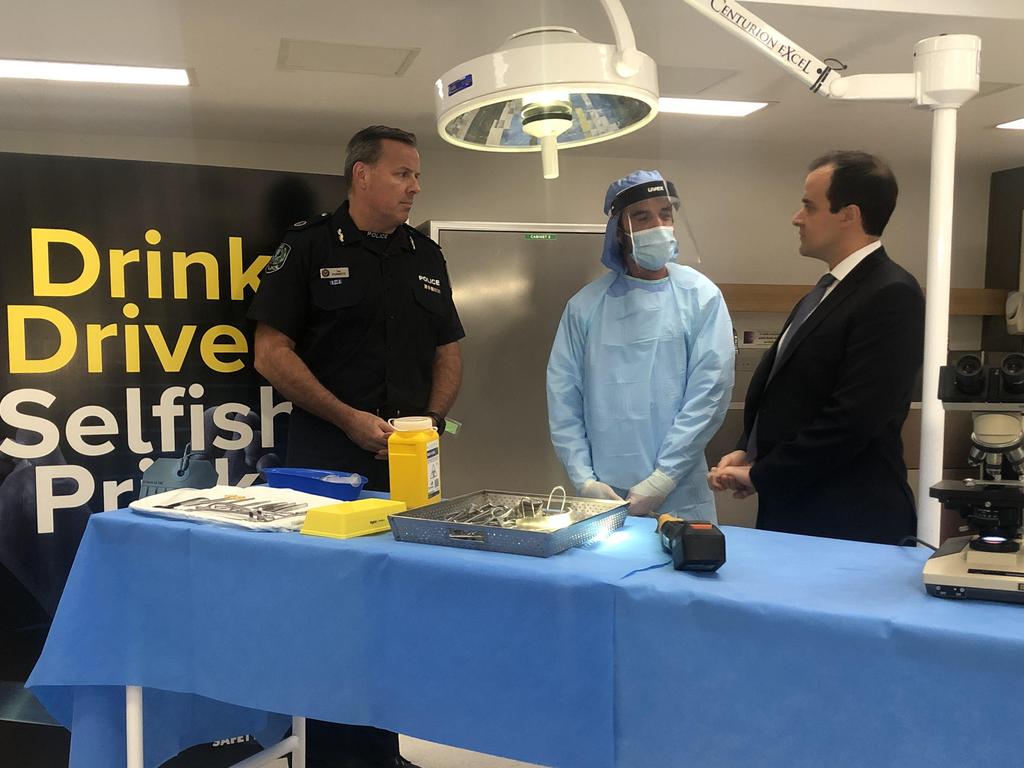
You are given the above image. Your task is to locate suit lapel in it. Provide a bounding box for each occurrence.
[768,248,888,382]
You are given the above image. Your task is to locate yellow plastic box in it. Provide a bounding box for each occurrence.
[301,498,407,540]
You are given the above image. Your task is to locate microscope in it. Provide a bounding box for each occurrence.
[925,353,1024,603]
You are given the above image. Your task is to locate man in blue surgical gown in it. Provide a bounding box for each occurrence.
[546,171,735,520]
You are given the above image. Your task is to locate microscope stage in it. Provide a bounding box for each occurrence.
[929,479,1024,505]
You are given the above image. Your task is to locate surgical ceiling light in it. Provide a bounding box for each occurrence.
[434,0,659,180]
[658,97,769,117]
[0,59,190,86]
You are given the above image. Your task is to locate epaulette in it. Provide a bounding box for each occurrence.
[404,224,440,250]
[287,212,331,231]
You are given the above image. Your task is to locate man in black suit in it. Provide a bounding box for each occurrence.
[709,150,924,545]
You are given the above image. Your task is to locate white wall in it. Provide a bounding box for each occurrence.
[414,143,992,289]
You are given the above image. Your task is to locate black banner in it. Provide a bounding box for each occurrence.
[0,152,344,615]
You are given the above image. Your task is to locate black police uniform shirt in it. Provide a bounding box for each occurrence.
[247,201,464,453]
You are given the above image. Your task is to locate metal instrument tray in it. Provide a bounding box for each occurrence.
[388,489,628,557]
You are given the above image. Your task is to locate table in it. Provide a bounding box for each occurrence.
[28,510,1024,768]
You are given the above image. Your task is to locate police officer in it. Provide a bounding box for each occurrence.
[248,125,463,768]
[249,125,463,490]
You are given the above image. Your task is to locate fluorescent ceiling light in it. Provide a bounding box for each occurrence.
[996,117,1024,130]
[0,59,190,86]
[658,97,768,116]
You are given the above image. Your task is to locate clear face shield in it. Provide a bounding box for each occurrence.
[612,180,701,269]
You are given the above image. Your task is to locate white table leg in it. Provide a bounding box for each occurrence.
[292,716,306,768]
[126,685,144,768]
[125,684,303,768]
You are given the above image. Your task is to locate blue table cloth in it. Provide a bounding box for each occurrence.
[27,509,1024,768]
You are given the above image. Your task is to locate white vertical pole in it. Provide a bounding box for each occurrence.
[917,106,959,546]
[126,685,144,768]
[292,716,306,768]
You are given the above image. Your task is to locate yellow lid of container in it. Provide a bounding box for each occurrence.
[301,498,407,539]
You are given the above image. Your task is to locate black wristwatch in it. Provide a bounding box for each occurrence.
[426,411,445,433]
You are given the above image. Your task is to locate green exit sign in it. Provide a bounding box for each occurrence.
[524,233,557,240]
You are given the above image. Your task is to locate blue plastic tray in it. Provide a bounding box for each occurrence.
[261,468,367,501]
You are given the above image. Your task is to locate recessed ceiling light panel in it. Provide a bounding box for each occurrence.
[278,39,419,77]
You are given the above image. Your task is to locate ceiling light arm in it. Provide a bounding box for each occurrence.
[599,0,644,77]
[672,0,843,94]
[673,1,982,108]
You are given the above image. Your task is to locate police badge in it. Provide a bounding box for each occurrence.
[264,242,291,274]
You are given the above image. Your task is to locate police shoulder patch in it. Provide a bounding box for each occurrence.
[264,242,291,274]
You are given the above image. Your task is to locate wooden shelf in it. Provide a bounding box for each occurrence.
[948,288,1007,316]
[720,284,1007,316]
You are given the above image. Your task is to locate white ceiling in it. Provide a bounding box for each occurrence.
[2,0,1024,171]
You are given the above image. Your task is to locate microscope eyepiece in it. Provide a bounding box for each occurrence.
[954,354,985,395]
[1001,353,1024,395]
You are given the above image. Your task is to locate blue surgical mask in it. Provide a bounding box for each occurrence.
[630,226,678,270]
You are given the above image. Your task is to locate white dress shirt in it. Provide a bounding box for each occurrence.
[777,240,881,348]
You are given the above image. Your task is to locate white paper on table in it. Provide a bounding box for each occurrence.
[128,485,343,531]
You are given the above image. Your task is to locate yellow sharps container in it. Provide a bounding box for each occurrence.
[387,416,440,510]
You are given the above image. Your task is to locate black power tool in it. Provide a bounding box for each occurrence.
[657,514,726,572]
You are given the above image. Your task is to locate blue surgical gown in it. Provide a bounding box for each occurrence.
[546,264,735,521]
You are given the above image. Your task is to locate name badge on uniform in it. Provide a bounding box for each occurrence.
[320,267,349,279]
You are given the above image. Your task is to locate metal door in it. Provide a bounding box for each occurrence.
[423,222,606,497]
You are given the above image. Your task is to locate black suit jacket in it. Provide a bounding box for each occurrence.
[740,247,925,544]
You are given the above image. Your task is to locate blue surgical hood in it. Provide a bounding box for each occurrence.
[601,170,672,273]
